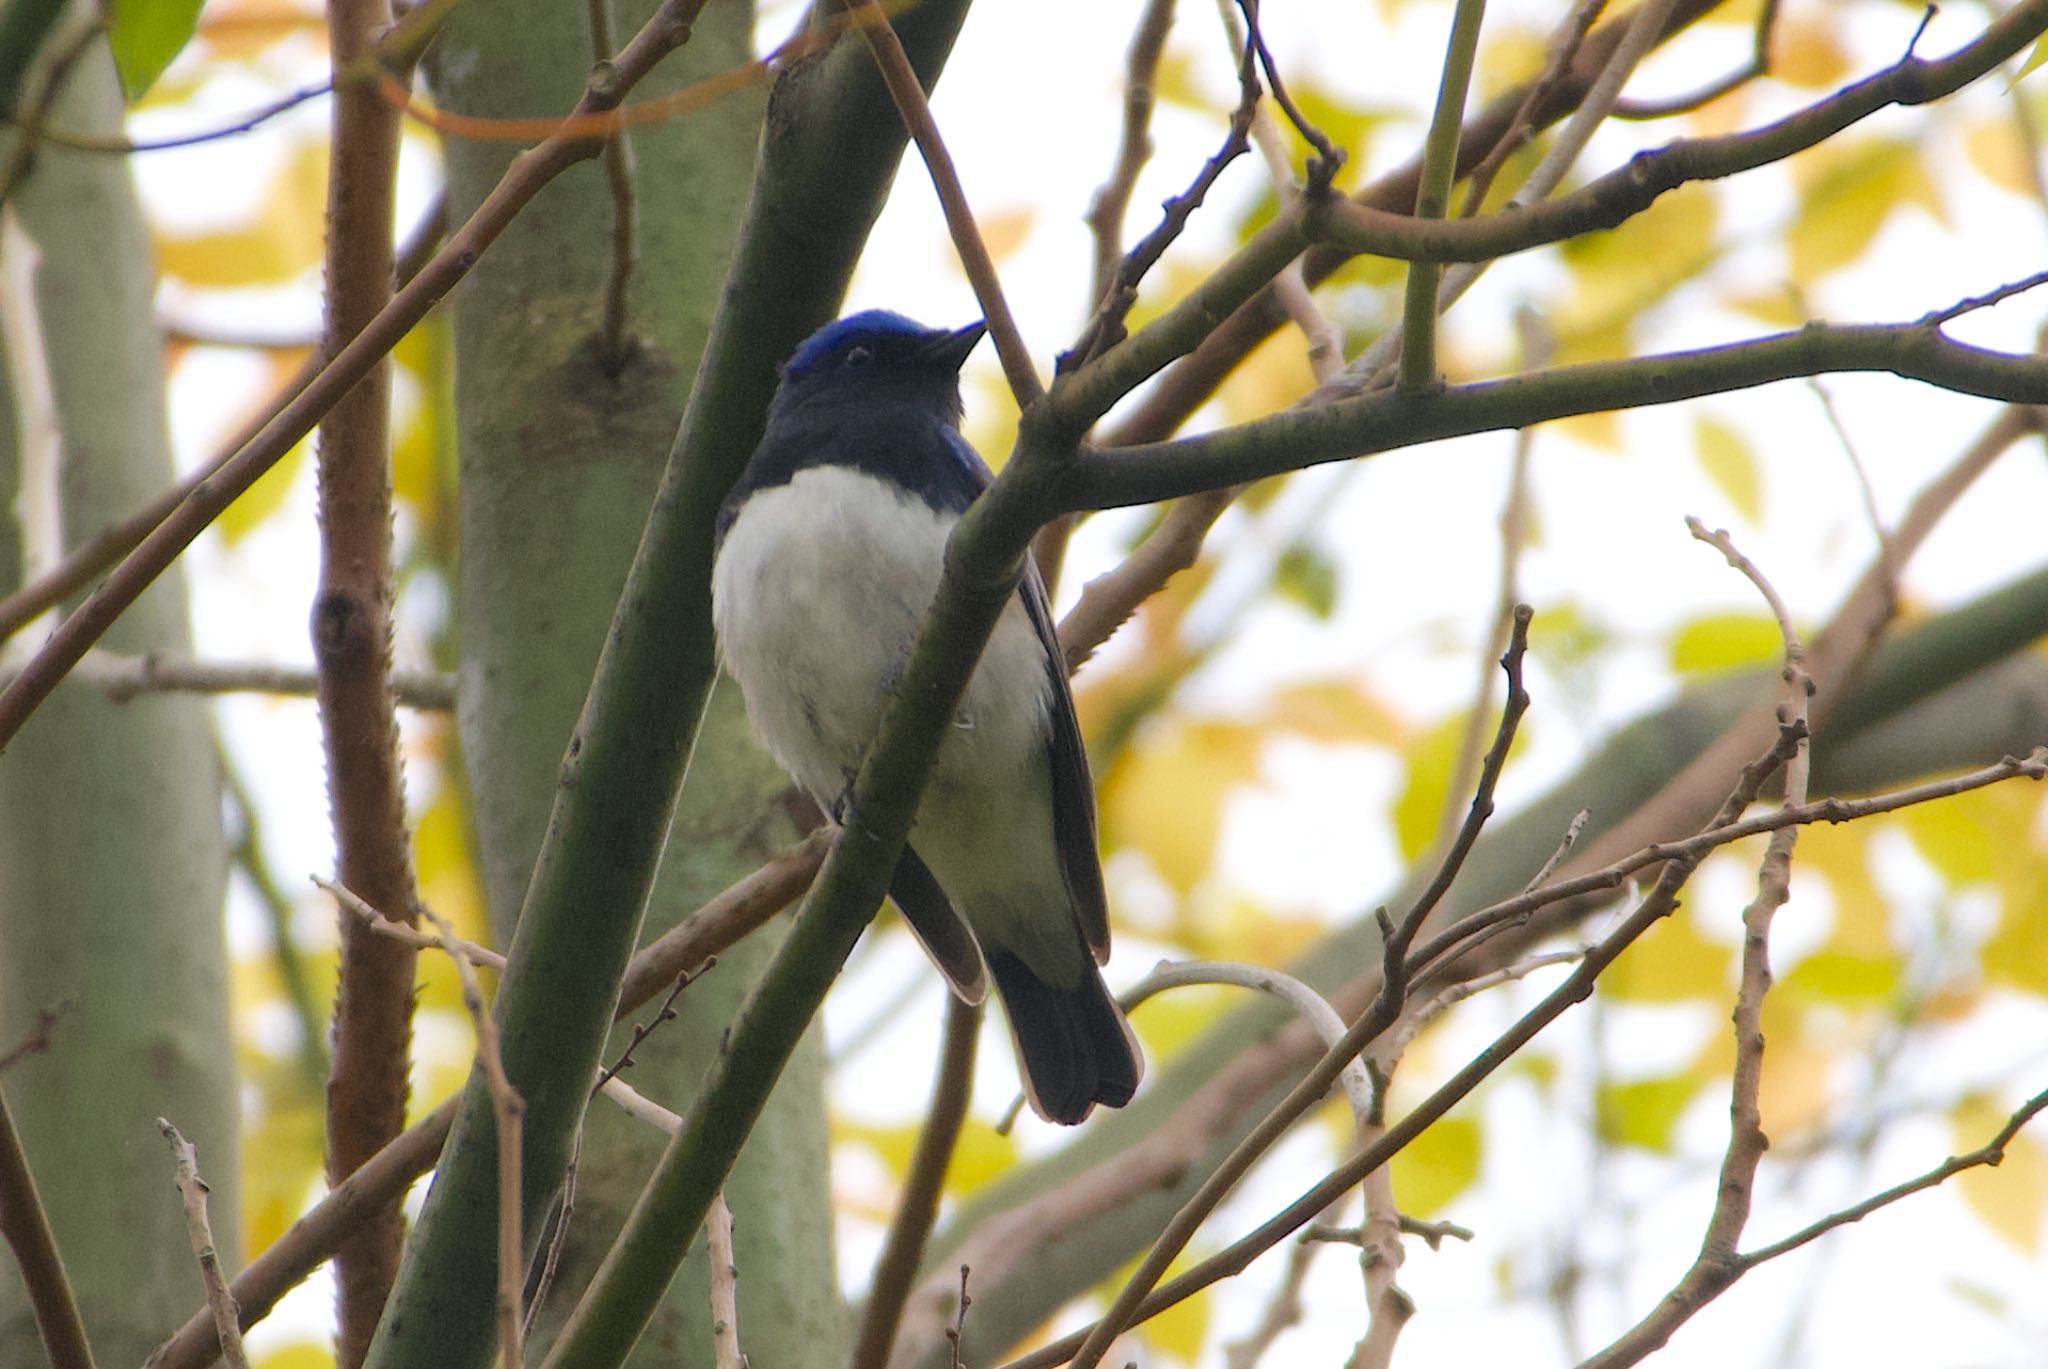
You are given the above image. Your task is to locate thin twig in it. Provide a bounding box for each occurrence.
[419,904,527,1369]
[1231,0,1343,182]
[159,1120,248,1369]
[707,1193,744,1369]
[1086,0,1177,311]
[1059,614,1533,1369]
[1457,0,1609,218]
[851,995,980,1369]
[0,1081,96,1369]
[840,0,1039,405]
[1612,0,1779,119]
[1063,8,1263,370]
[586,0,639,371]
[12,649,456,708]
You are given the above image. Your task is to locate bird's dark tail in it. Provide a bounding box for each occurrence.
[986,949,1142,1125]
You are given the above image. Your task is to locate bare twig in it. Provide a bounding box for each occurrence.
[1231,0,1343,182]
[418,904,527,1369]
[1457,0,1609,217]
[586,0,639,371]
[591,964,705,1097]
[997,743,2048,1369]
[1429,313,1548,860]
[851,995,980,1369]
[1059,614,1533,1369]
[160,1120,248,1369]
[1063,7,1263,369]
[14,650,457,709]
[708,1193,744,1369]
[1086,0,1177,311]
[1613,0,1779,119]
[0,1082,95,1369]
[840,0,1039,404]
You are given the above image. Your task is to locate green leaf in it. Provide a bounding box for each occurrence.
[108,0,207,101]
[1273,543,1339,619]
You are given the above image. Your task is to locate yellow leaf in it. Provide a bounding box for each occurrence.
[1952,1094,2047,1252]
[1603,901,1732,1002]
[1218,327,1317,426]
[1596,1073,1704,1152]
[154,138,329,287]
[1787,137,1943,282]
[1100,720,1263,893]
[241,1096,323,1254]
[1556,182,1719,364]
[1259,678,1404,745]
[1773,17,1854,89]
[1389,1115,1481,1217]
[1693,414,1763,522]
[1129,983,1234,1064]
[1389,714,1466,863]
[976,206,1036,265]
[1963,118,2036,197]
[1668,611,1782,675]
[252,1341,337,1369]
[1479,26,1551,100]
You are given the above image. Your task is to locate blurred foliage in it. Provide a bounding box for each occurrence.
[79,0,2048,1360]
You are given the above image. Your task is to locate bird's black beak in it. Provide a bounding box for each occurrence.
[921,320,987,373]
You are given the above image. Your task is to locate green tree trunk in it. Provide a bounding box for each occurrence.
[0,39,237,1367]
[423,1,839,1361]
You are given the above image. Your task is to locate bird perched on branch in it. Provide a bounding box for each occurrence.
[711,309,1141,1124]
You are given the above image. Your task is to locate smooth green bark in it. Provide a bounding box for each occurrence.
[401,0,837,1364]
[0,40,235,1367]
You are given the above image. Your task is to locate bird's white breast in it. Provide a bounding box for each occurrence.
[711,465,1055,817]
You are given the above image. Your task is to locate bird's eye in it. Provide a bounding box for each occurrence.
[844,345,873,368]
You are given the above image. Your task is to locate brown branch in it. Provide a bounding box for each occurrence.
[1096,0,1728,447]
[160,1120,249,1369]
[0,1079,95,1369]
[147,829,827,1369]
[851,995,981,1369]
[316,0,421,1352]
[586,0,639,371]
[1086,0,1177,312]
[21,650,458,709]
[842,0,1040,405]
[1064,7,1262,371]
[1054,487,1235,671]
[0,0,714,750]
[1060,613,1531,1369]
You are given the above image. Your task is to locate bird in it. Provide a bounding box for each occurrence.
[710,309,1142,1125]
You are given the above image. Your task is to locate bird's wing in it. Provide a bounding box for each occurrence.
[890,845,989,1003]
[930,431,1114,962]
[1017,561,1113,961]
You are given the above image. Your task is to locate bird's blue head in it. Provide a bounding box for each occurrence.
[773,310,987,423]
